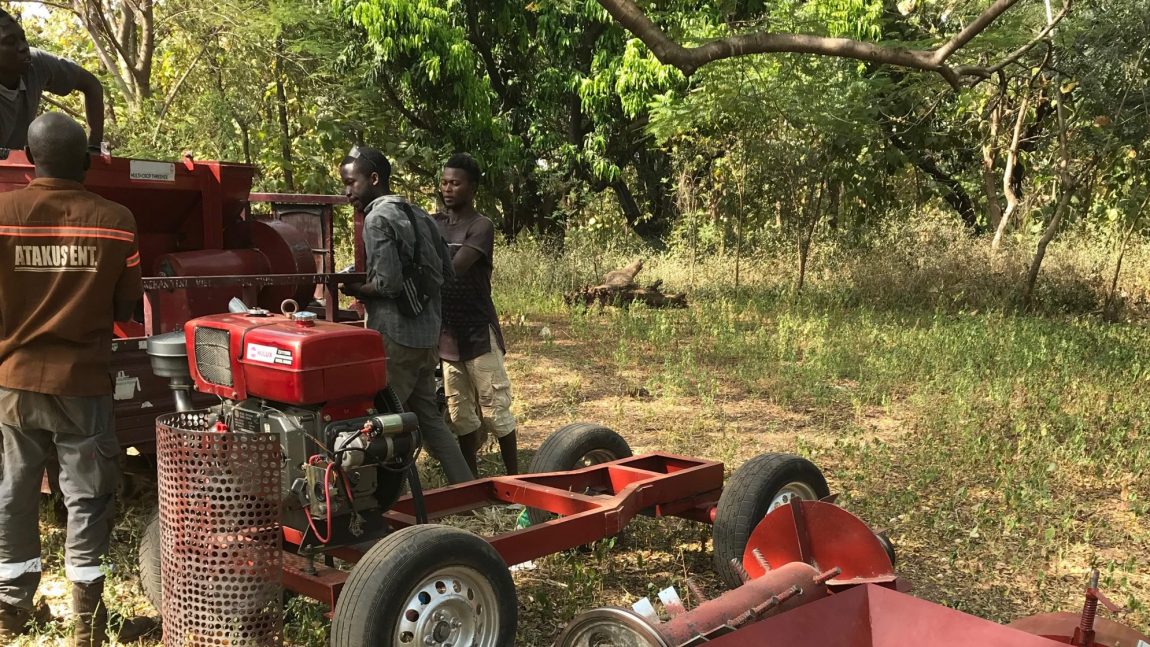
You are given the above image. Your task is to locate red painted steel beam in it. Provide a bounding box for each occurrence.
[249,193,347,205]
[282,552,347,610]
[652,489,722,523]
[142,273,366,290]
[283,453,725,608]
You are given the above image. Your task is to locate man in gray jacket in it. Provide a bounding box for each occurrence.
[339,147,473,484]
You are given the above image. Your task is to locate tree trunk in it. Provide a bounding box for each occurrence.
[735,170,745,290]
[632,147,677,245]
[1023,80,1074,308]
[886,130,981,232]
[993,67,1046,251]
[796,179,825,294]
[238,120,252,165]
[1023,178,1072,307]
[273,39,296,191]
[495,190,520,241]
[1104,193,1149,319]
[982,102,1003,232]
[827,178,841,231]
[72,0,154,110]
[610,179,643,229]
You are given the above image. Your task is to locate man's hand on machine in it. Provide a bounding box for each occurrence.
[341,282,382,299]
[341,282,364,298]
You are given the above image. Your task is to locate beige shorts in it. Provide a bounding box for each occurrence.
[442,327,516,438]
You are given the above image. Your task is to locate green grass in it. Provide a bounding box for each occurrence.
[20,213,1150,644]
[489,216,1150,634]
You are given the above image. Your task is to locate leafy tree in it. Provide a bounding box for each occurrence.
[334,0,686,241]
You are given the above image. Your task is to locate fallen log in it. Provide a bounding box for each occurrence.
[564,259,687,308]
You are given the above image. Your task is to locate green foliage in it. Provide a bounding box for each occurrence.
[331,0,686,238]
[20,0,1150,295]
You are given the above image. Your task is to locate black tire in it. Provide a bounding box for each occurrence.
[711,453,830,589]
[139,512,162,612]
[525,423,632,526]
[331,524,516,647]
[876,531,897,568]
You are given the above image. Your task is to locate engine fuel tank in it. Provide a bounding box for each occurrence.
[185,310,387,405]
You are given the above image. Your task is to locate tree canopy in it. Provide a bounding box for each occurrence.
[11,0,1147,285]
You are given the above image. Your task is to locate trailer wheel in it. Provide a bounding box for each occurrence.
[525,423,632,527]
[331,524,516,647]
[711,453,829,588]
[139,512,162,612]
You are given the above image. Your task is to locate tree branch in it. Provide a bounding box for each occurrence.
[41,95,85,119]
[931,0,1021,63]
[463,0,508,100]
[596,0,1026,89]
[956,0,1070,83]
[8,1,78,16]
[151,30,220,144]
[136,0,154,82]
[72,8,134,104]
[380,76,434,131]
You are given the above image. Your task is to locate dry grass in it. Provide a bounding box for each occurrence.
[14,213,1150,645]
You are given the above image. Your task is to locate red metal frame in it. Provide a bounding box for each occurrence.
[280,453,724,610]
[707,583,1075,647]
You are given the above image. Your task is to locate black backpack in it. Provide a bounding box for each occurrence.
[394,203,433,318]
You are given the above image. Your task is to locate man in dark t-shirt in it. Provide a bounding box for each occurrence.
[0,10,105,149]
[434,153,518,476]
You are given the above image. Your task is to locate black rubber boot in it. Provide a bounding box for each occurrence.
[0,600,31,641]
[113,614,161,643]
[72,581,108,647]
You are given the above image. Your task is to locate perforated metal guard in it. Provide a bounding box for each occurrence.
[194,326,233,387]
[157,411,283,647]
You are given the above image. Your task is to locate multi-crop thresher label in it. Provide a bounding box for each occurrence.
[129,160,175,182]
[245,343,293,366]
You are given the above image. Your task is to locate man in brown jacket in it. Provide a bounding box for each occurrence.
[0,113,142,646]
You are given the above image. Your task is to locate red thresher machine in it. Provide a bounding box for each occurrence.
[0,152,1144,646]
[0,149,366,454]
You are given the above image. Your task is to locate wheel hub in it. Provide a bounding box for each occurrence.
[397,567,498,647]
[767,481,820,513]
[579,449,618,467]
[553,607,669,647]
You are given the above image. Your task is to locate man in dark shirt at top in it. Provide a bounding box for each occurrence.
[339,147,474,485]
[0,9,105,149]
[435,154,518,476]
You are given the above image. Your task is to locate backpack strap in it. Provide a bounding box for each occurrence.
[397,202,423,268]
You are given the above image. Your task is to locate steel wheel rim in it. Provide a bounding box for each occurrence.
[395,566,500,647]
[766,481,820,513]
[555,608,669,647]
[578,449,618,467]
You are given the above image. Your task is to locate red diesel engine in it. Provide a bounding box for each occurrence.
[185,307,386,407]
[147,302,417,548]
